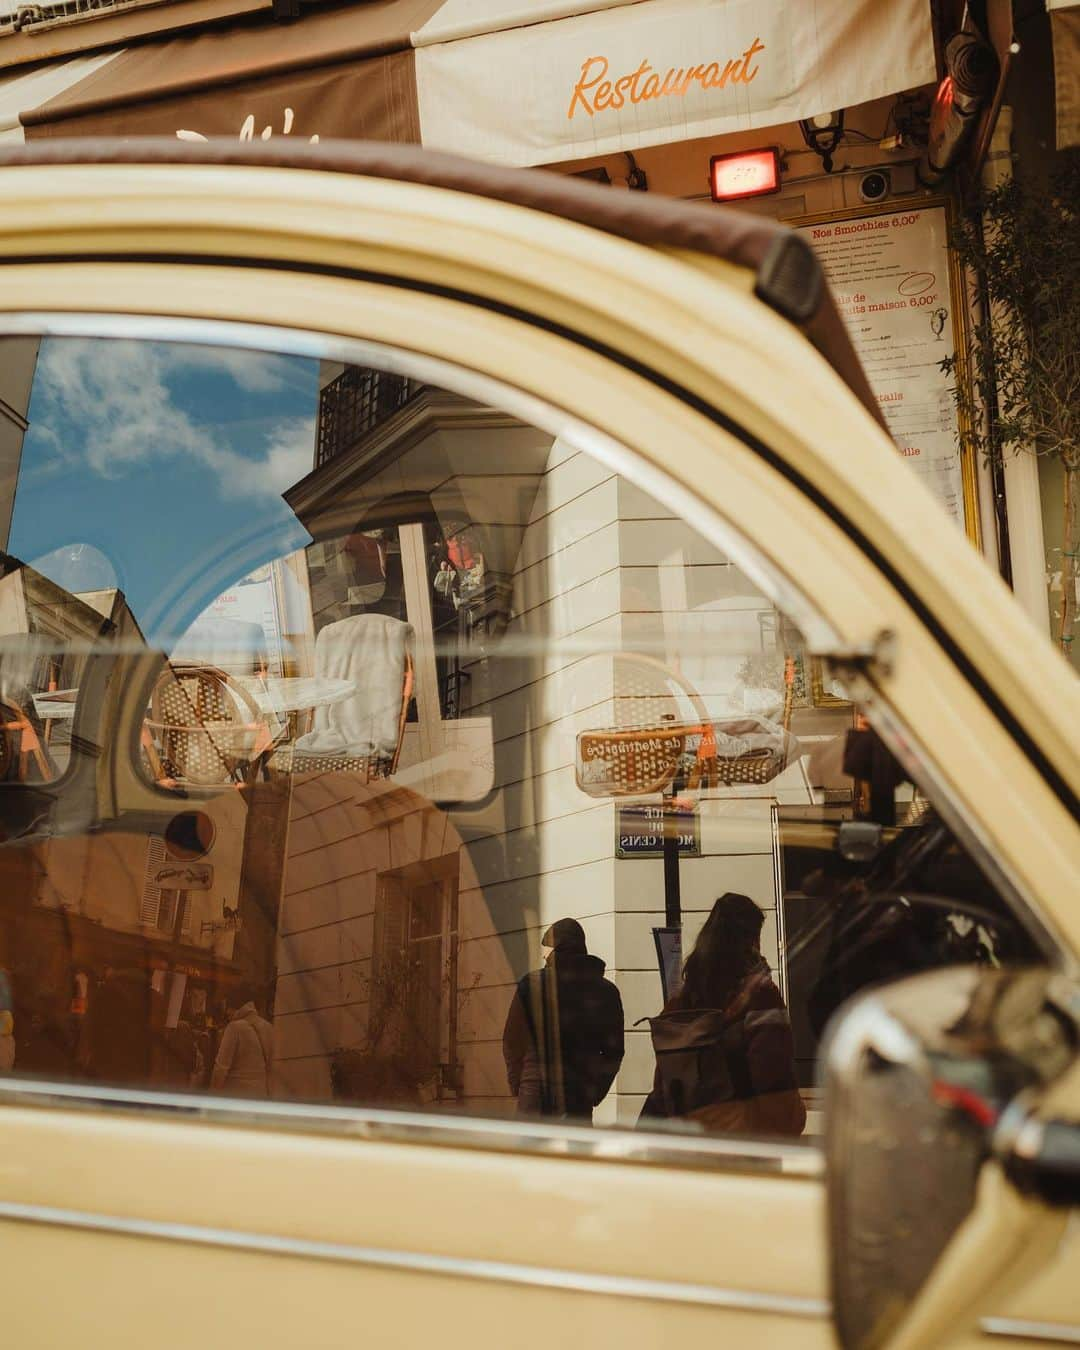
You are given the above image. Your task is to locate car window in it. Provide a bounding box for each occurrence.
[0,331,1043,1138]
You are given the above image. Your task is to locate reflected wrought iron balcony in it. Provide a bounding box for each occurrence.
[3,0,154,34]
[315,367,421,470]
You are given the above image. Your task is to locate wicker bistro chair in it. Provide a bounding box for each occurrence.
[577,653,712,799]
[578,722,697,798]
[145,664,275,787]
[576,653,793,799]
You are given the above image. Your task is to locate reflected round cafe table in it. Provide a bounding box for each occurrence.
[32,689,78,721]
[34,677,357,759]
[33,677,357,721]
[234,676,357,717]
[233,675,358,745]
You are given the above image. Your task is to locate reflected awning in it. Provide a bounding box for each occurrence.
[8,0,936,158]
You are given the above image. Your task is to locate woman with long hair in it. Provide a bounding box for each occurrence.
[639,892,805,1137]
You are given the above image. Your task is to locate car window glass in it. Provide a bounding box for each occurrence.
[0,333,1042,1138]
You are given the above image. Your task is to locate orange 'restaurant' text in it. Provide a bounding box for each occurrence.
[567,40,765,120]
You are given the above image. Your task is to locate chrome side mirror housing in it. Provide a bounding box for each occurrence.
[822,965,1079,1350]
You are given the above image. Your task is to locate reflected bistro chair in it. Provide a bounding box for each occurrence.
[576,653,794,798]
[0,695,55,783]
[145,664,273,787]
[576,653,718,798]
[284,613,414,781]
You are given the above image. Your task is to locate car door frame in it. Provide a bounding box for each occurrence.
[0,158,1077,1349]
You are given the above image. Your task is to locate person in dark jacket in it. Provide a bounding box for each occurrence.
[503,918,624,1122]
[640,892,805,1137]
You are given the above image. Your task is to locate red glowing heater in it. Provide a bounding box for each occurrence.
[709,148,781,203]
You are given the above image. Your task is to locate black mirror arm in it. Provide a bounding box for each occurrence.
[866,889,1013,933]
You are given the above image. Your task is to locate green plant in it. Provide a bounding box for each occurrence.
[329,945,480,1106]
[941,154,1080,658]
[329,1047,421,1104]
[327,949,428,1105]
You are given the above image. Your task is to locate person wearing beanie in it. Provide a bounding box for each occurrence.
[502,917,624,1122]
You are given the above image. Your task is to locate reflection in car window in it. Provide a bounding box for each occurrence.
[0,335,1041,1136]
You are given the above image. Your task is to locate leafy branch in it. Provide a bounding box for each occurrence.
[940,153,1080,657]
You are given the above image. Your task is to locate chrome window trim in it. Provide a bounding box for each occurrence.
[0,1075,823,1177]
[771,803,790,1004]
[981,1319,1080,1345]
[0,1198,830,1319]
[840,668,1068,970]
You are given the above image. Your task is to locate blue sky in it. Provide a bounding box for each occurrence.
[9,338,318,642]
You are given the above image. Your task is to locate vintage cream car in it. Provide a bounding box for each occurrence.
[0,141,1077,1350]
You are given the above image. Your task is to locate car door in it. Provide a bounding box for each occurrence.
[0,145,1076,1350]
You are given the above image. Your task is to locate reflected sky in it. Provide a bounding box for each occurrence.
[8,338,317,642]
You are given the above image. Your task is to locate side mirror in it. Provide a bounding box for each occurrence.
[822,965,1079,1350]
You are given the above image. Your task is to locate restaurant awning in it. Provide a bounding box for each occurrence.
[413,0,936,165]
[12,0,442,143]
[5,0,936,160]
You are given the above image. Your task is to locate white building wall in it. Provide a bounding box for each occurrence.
[274,425,813,1122]
[455,438,622,1113]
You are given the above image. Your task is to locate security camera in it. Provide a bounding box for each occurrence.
[858,170,891,203]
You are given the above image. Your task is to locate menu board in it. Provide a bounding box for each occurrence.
[203,562,286,676]
[798,205,966,528]
[175,562,286,676]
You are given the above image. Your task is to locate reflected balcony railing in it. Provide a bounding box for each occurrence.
[316,368,421,470]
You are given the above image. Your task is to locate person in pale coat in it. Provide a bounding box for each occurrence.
[211,987,273,1096]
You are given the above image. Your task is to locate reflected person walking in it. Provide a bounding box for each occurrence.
[640,893,805,1137]
[503,919,624,1123]
[211,987,274,1097]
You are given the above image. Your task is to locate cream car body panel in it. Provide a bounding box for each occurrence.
[0,152,1077,1350]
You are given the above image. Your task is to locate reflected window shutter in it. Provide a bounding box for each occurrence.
[372,884,409,1055]
[377,884,408,965]
[140,835,165,926]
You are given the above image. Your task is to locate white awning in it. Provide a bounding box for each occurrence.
[0,50,121,142]
[414,0,937,166]
[412,0,640,46]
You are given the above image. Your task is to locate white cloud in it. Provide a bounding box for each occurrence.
[33,338,316,498]
[210,416,317,499]
[167,344,297,394]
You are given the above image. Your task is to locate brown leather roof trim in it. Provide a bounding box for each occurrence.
[0,137,886,429]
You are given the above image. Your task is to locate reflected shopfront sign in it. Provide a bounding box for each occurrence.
[616,802,700,859]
